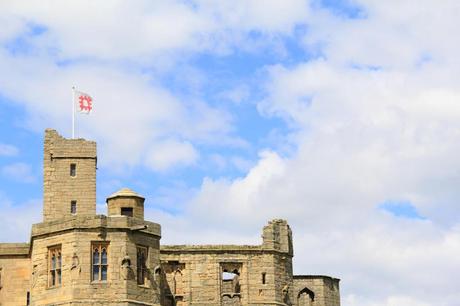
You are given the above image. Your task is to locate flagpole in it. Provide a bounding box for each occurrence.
[72,86,75,139]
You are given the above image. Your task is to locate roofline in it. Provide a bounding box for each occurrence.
[293,275,340,281]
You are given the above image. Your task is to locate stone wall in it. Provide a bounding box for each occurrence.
[159,220,295,306]
[30,215,161,306]
[0,243,31,306]
[293,276,340,306]
[160,246,292,305]
[43,129,96,221]
[107,197,145,220]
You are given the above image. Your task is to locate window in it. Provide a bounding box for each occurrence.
[26,292,30,306]
[221,264,241,294]
[262,272,266,284]
[121,207,133,217]
[70,163,76,177]
[70,201,77,214]
[92,243,108,282]
[137,246,148,285]
[48,245,62,287]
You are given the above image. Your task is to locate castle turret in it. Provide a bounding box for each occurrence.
[262,219,293,256]
[106,188,145,219]
[43,129,97,221]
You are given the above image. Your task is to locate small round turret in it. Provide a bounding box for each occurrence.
[106,188,145,219]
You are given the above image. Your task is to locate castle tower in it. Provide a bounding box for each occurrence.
[43,129,97,221]
[106,188,145,219]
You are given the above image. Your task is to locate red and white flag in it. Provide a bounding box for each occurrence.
[75,90,93,114]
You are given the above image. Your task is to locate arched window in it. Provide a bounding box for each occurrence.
[174,269,184,295]
[92,243,109,281]
[297,287,315,306]
[48,245,62,287]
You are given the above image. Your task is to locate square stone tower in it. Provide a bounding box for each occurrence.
[43,129,97,221]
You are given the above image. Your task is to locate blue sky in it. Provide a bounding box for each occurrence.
[1,1,460,306]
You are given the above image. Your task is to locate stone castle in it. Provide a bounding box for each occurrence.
[0,129,340,306]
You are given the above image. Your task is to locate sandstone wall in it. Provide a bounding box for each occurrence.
[30,215,161,306]
[43,129,96,221]
[160,245,293,306]
[0,243,31,306]
[293,276,340,306]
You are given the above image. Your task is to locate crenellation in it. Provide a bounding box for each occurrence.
[0,129,340,306]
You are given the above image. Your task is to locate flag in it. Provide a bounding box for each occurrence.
[75,90,93,114]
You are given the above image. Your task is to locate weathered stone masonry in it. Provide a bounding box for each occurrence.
[0,129,340,306]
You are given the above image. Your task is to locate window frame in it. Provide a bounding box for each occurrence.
[121,207,134,217]
[70,163,76,177]
[48,245,62,288]
[70,200,77,215]
[136,245,148,285]
[91,242,109,282]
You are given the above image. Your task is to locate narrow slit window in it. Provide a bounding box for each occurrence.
[262,272,266,284]
[70,163,76,177]
[136,246,148,285]
[26,292,30,306]
[70,200,77,214]
[121,207,133,217]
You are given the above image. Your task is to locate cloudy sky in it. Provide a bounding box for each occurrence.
[1,1,459,305]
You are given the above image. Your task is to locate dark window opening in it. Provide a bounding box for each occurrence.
[26,292,30,306]
[137,246,148,285]
[70,163,76,177]
[262,272,266,284]
[70,201,77,214]
[121,207,133,217]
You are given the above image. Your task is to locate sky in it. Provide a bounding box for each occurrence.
[0,1,459,305]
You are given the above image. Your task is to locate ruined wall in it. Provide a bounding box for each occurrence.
[160,246,292,306]
[293,276,340,306]
[0,244,31,306]
[43,129,97,221]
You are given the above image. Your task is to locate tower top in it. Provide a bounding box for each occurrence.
[106,187,145,219]
[106,187,145,202]
[43,129,97,221]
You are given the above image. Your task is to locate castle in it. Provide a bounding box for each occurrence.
[0,129,340,306]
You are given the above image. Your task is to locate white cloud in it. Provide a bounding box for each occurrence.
[0,193,41,242]
[1,162,35,183]
[0,143,18,156]
[149,2,460,306]
[0,0,311,61]
[145,139,199,171]
[218,85,251,105]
